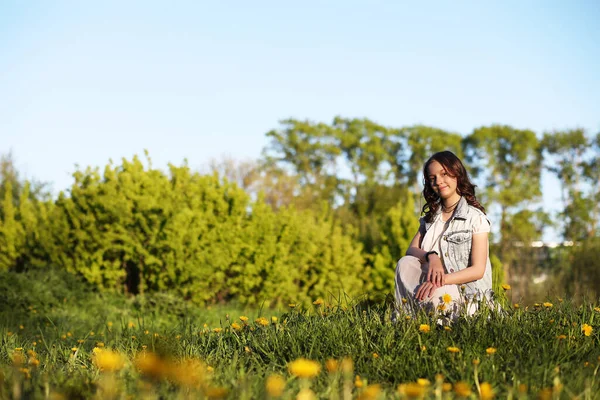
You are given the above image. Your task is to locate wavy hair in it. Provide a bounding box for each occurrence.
[421,151,485,223]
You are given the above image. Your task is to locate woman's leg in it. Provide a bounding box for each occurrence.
[394,256,425,314]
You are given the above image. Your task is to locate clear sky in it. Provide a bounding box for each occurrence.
[1,1,599,241]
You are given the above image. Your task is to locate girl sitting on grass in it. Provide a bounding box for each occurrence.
[395,150,493,318]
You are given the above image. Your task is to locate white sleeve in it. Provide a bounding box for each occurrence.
[472,214,491,234]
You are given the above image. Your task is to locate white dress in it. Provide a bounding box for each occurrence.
[394,211,490,320]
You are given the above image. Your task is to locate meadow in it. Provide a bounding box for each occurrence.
[1,268,599,399]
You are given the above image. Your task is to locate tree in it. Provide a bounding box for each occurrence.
[463,125,544,288]
[541,129,592,241]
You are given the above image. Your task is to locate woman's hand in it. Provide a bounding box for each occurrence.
[415,281,436,301]
[426,254,445,287]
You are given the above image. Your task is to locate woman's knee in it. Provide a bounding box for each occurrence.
[396,255,420,272]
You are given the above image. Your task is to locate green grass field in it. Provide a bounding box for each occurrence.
[1,268,599,399]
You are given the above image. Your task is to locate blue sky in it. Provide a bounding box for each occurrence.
[1,1,599,240]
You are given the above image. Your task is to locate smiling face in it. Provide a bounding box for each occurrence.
[426,160,459,201]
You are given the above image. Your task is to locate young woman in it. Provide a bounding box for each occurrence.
[395,151,493,317]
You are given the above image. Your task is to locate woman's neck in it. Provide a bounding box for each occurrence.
[441,194,461,211]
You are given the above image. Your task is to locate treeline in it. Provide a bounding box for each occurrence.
[1,119,599,304]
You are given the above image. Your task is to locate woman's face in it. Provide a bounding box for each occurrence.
[426,160,458,200]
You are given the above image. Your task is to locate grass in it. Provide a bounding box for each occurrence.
[1,268,599,399]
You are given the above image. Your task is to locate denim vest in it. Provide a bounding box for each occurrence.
[421,197,493,300]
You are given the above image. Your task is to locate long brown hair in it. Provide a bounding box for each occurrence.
[421,151,485,223]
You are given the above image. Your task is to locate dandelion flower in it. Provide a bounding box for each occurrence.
[417,378,430,386]
[296,388,316,400]
[288,358,321,378]
[582,324,593,336]
[405,316,411,320]
[271,316,278,324]
[513,303,520,309]
[442,383,452,392]
[442,293,452,304]
[239,316,249,323]
[265,374,286,398]
[453,381,471,397]
[255,317,269,327]
[398,383,425,398]
[401,298,408,304]
[354,375,363,388]
[447,346,460,353]
[358,384,381,400]
[444,326,452,331]
[501,284,511,290]
[93,349,125,372]
[472,359,480,365]
[325,358,338,373]
[213,328,222,333]
[486,347,497,355]
[437,304,446,311]
[480,382,495,400]
[231,322,242,331]
[419,324,431,333]
[594,307,600,312]
[313,299,323,306]
[372,352,379,359]
[288,303,296,308]
[556,334,567,340]
[543,302,553,308]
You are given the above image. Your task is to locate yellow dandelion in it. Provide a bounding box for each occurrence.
[472,359,480,366]
[340,357,353,374]
[543,302,553,308]
[71,347,78,352]
[15,347,23,351]
[354,375,363,388]
[19,325,24,330]
[265,374,286,398]
[556,334,567,340]
[442,293,452,304]
[231,322,242,331]
[93,349,125,372]
[437,303,447,311]
[501,284,511,290]
[92,347,103,355]
[454,381,471,397]
[444,326,452,331]
[513,303,520,309]
[325,359,338,373]
[255,317,269,327]
[271,316,278,324]
[213,328,222,333]
[239,316,249,323]
[288,303,296,308]
[401,298,408,304]
[372,352,379,359]
[447,346,460,353]
[417,378,430,386]
[358,384,381,400]
[442,383,452,392]
[398,382,426,398]
[288,358,321,378]
[421,345,427,352]
[582,324,593,336]
[480,382,495,400]
[419,324,431,333]
[486,347,497,355]
[593,307,600,312]
[313,299,323,306]
[128,322,135,328]
[405,315,411,320]
[296,388,316,400]
[244,346,251,353]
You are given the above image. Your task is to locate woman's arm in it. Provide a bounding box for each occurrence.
[443,232,488,285]
[405,230,428,262]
